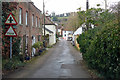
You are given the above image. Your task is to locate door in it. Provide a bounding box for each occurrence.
[23,35,28,57]
[32,36,36,57]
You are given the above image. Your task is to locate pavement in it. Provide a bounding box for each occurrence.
[4,39,91,78]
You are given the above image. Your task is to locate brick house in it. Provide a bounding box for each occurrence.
[15,2,43,58]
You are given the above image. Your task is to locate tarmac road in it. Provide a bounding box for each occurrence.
[4,39,91,78]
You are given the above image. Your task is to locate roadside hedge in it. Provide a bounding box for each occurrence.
[77,25,120,78]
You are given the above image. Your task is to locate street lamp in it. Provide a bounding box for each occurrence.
[43,0,45,40]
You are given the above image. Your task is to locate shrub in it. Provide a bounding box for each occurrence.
[77,27,101,54]
[2,55,25,70]
[32,41,43,49]
[32,42,43,56]
[77,26,120,78]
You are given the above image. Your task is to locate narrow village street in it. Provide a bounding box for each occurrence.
[1,1,120,79]
[4,39,91,78]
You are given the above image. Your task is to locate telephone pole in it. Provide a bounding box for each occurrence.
[43,0,46,48]
[86,0,89,10]
[86,0,89,31]
[43,0,45,40]
[104,0,107,10]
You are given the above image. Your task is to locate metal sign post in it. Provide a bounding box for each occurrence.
[10,37,12,59]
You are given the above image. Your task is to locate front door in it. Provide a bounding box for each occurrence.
[32,36,36,57]
[23,35,28,57]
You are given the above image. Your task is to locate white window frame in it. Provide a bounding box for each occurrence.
[26,11,28,25]
[19,8,22,24]
[32,14,34,27]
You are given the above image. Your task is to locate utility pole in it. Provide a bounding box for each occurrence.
[43,0,45,40]
[86,0,89,31]
[86,0,89,10]
[43,0,46,48]
[104,0,107,10]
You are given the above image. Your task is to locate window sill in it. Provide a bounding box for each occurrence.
[18,24,23,26]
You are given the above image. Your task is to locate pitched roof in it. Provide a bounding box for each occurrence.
[74,27,82,35]
[45,27,53,33]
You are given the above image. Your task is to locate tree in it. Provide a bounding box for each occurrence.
[65,12,80,31]
[110,1,120,26]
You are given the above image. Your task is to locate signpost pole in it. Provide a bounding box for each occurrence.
[5,13,18,59]
[10,37,12,59]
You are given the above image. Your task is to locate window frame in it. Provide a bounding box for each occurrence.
[26,11,28,26]
[32,14,34,27]
[19,8,22,24]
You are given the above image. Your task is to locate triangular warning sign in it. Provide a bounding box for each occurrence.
[5,26,17,37]
[5,13,18,25]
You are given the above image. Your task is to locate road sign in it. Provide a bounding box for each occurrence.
[5,25,17,37]
[4,13,18,59]
[5,13,18,25]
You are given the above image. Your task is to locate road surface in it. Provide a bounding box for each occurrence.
[4,39,91,78]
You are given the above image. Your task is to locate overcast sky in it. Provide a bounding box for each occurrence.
[31,0,120,14]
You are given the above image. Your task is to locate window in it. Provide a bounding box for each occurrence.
[36,17,37,27]
[19,8,22,24]
[26,11,28,25]
[32,14,34,27]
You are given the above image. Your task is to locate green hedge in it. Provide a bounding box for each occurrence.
[77,25,120,78]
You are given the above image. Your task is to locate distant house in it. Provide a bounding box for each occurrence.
[63,30,73,40]
[42,15,57,45]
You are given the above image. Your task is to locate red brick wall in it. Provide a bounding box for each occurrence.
[16,2,43,58]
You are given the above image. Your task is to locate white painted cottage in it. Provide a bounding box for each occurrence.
[42,16,57,45]
[63,30,73,40]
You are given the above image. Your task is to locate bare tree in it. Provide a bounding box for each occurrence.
[65,12,79,31]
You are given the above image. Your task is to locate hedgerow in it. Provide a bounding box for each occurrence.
[77,25,120,78]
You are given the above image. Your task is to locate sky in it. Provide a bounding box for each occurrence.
[31,0,120,15]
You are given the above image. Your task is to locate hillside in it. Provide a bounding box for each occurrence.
[51,12,77,31]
